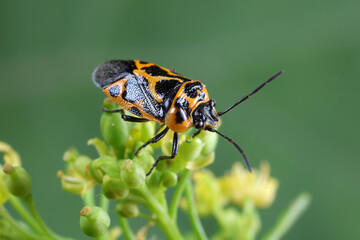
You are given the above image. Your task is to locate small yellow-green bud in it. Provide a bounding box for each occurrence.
[0,142,21,166]
[3,164,32,199]
[58,171,88,195]
[146,170,162,189]
[177,138,203,163]
[100,102,129,157]
[165,138,203,173]
[74,155,91,177]
[133,150,154,175]
[89,156,119,183]
[161,170,178,187]
[200,131,218,156]
[80,206,110,237]
[87,138,109,156]
[120,160,145,188]
[116,200,139,218]
[186,152,215,170]
[63,148,79,163]
[102,175,129,200]
[0,170,9,205]
[130,121,155,143]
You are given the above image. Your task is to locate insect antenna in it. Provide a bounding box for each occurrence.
[205,127,252,172]
[218,70,284,116]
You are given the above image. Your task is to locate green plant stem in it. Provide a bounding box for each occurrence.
[83,187,95,206]
[23,194,57,239]
[8,194,43,234]
[0,205,39,240]
[118,215,135,240]
[100,194,109,211]
[184,178,208,240]
[262,192,311,240]
[136,185,183,240]
[169,169,192,221]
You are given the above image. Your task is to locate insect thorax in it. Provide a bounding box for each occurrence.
[164,81,218,132]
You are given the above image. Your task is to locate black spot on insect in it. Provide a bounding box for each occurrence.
[142,65,169,77]
[184,82,203,98]
[175,97,189,109]
[175,109,187,124]
[142,65,191,81]
[108,85,120,97]
[186,107,192,116]
[93,60,136,89]
[129,107,142,117]
[155,80,182,99]
[139,61,148,64]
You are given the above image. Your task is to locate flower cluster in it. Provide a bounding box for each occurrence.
[181,162,279,240]
[0,98,311,240]
[56,98,219,239]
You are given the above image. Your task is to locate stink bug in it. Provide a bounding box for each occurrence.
[93,60,283,175]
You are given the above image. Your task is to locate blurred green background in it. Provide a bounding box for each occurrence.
[1,0,359,239]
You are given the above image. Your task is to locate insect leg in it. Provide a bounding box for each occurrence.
[192,129,202,139]
[186,129,202,143]
[134,127,169,156]
[155,123,166,134]
[146,132,179,176]
[101,108,149,122]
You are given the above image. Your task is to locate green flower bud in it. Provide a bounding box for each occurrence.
[200,131,218,156]
[186,152,215,170]
[133,150,154,176]
[89,156,119,183]
[0,142,21,166]
[58,171,87,195]
[161,170,178,187]
[87,138,109,156]
[3,164,32,199]
[0,170,9,205]
[80,206,110,237]
[73,155,91,177]
[177,138,203,163]
[120,160,145,188]
[146,170,162,190]
[132,141,153,156]
[63,148,79,163]
[102,175,129,200]
[116,200,139,218]
[101,101,129,158]
[164,138,203,173]
[130,121,155,143]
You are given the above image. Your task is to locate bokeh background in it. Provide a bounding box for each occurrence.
[1,1,359,239]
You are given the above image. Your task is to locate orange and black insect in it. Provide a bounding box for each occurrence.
[93,60,283,175]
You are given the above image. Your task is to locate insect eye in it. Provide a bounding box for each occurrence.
[195,121,204,129]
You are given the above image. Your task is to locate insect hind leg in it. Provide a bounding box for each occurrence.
[101,107,149,122]
[146,132,179,176]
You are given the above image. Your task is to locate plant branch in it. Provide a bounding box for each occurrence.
[118,215,135,240]
[0,205,39,240]
[169,169,192,221]
[184,178,208,240]
[262,192,311,240]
